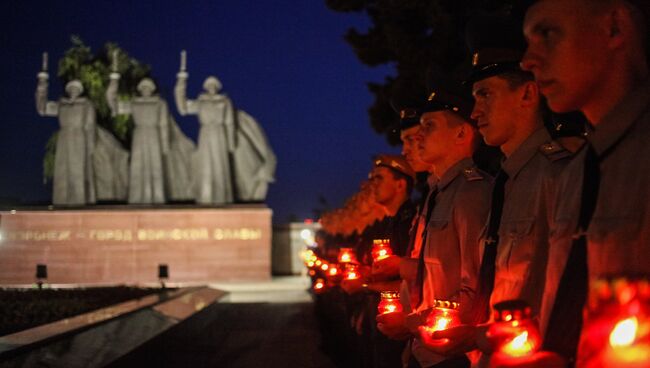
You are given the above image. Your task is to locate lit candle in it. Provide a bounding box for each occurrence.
[180,50,187,71]
[378,291,403,315]
[320,262,329,272]
[338,247,357,264]
[343,263,360,280]
[42,52,48,72]
[313,278,326,294]
[487,300,541,358]
[581,277,650,367]
[328,265,340,277]
[372,239,393,262]
[419,300,461,344]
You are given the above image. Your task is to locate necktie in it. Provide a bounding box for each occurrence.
[543,143,598,363]
[469,169,509,325]
[412,187,438,309]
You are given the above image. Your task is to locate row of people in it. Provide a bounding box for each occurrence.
[309,1,650,367]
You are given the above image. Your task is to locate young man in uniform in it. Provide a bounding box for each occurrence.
[522,0,650,365]
[422,17,575,367]
[377,82,492,368]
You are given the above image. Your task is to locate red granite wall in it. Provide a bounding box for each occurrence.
[0,207,272,285]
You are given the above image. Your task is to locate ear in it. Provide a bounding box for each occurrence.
[455,123,470,145]
[604,4,633,50]
[520,81,539,108]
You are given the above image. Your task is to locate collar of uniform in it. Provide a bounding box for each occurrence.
[587,79,650,155]
[436,157,475,191]
[427,173,439,189]
[501,128,551,179]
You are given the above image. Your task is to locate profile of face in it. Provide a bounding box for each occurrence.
[521,0,613,113]
[417,111,459,164]
[137,79,157,97]
[370,166,400,206]
[471,76,523,147]
[400,125,430,172]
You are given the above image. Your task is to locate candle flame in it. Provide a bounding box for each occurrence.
[347,272,358,280]
[341,254,351,262]
[610,316,638,348]
[321,263,329,271]
[501,331,534,357]
[329,267,338,276]
[433,316,451,331]
[385,304,397,313]
[314,282,324,290]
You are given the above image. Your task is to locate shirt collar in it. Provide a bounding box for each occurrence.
[501,128,551,179]
[588,80,650,155]
[436,157,474,191]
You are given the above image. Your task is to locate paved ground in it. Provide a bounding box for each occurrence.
[108,276,338,368]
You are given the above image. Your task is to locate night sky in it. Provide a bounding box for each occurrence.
[0,1,398,223]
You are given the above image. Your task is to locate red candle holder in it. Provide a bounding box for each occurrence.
[338,247,358,264]
[343,263,361,280]
[378,291,403,315]
[419,300,461,344]
[372,239,393,262]
[487,300,541,358]
[580,277,650,367]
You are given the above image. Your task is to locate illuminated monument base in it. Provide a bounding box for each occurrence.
[0,205,272,285]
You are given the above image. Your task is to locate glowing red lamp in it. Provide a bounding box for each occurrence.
[419,300,461,345]
[487,300,541,359]
[338,247,358,264]
[378,291,403,315]
[580,277,650,367]
[372,239,393,262]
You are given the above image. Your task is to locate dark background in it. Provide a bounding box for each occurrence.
[0,0,399,223]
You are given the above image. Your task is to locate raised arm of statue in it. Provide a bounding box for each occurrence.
[106,72,131,116]
[159,100,170,154]
[35,71,58,116]
[106,72,120,116]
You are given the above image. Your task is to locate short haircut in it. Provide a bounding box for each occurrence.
[496,70,535,90]
[387,169,414,196]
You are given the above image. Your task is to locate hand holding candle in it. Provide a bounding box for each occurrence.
[378,291,403,315]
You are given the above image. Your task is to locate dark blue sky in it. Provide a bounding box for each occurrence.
[0,1,398,222]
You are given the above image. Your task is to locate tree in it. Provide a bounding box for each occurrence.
[325,0,516,145]
[43,36,152,181]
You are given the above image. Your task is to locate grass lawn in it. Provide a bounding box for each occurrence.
[0,286,169,336]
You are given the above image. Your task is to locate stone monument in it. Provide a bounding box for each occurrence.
[174,51,235,205]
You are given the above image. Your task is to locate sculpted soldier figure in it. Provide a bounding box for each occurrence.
[174,51,236,205]
[107,74,169,204]
[36,69,96,206]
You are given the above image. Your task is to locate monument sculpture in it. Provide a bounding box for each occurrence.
[233,110,276,201]
[35,53,128,205]
[107,52,194,204]
[174,51,235,205]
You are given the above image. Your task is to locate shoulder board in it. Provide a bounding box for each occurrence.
[539,141,573,161]
[462,167,484,181]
